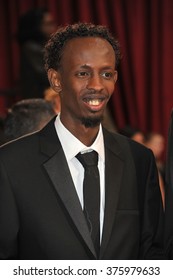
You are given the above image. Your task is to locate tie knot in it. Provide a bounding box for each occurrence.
[76,150,98,168]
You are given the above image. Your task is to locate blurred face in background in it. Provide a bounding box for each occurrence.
[145,133,165,160]
[132,132,145,145]
[40,12,56,39]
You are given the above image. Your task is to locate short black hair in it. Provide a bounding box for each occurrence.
[44,22,121,71]
[4,98,55,141]
[17,7,49,44]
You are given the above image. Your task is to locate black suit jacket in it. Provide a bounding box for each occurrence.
[0,118,163,259]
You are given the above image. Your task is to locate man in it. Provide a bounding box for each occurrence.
[0,23,163,259]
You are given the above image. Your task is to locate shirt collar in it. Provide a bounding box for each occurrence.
[54,114,105,161]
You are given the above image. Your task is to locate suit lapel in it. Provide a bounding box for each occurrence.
[100,129,124,258]
[39,119,96,258]
[39,120,125,259]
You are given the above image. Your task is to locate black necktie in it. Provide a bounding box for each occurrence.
[76,151,100,256]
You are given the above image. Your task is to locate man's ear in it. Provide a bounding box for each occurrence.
[47,69,62,93]
[114,70,118,84]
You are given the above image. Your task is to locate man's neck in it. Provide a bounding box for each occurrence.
[67,124,100,147]
[59,114,101,146]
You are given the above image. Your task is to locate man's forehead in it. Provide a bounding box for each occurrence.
[59,37,116,69]
[62,36,115,56]
[65,36,110,46]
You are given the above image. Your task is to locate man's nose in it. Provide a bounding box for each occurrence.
[86,74,104,91]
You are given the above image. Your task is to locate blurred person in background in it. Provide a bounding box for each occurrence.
[3,98,55,142]
[144,132,165,208]
[17,7,56,99]
[119,125,145,145]
[164,109,173,258]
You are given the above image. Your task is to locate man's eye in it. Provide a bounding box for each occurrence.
[102,72,113,78]
[77,72,89,77]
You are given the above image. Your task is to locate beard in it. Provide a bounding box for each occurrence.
[81,115,103,128]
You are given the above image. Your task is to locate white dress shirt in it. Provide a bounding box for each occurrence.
[54,114,105,241]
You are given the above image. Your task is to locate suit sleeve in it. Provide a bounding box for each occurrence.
[0,160,19,259]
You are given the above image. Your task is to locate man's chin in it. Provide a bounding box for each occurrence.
[81,116,103,128]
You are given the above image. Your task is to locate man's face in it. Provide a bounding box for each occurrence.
[50,37,117,129]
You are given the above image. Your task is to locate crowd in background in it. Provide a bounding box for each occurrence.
[119,125,166,208]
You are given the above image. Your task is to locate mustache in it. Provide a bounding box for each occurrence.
[81,90,108,100]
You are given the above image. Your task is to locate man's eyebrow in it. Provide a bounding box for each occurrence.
[79,64,91,69]
[78,64,114,70]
